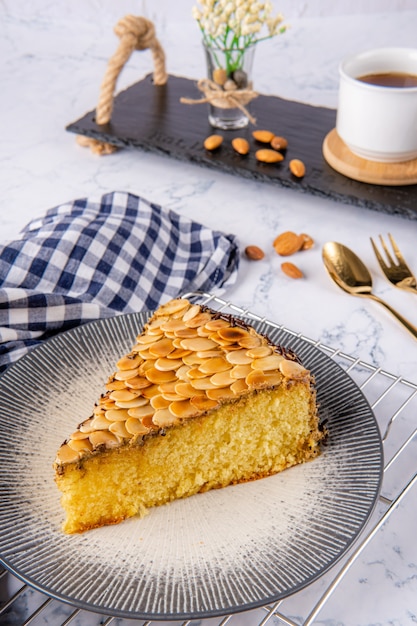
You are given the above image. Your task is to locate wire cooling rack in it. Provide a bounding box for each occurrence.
[1,293,416,626]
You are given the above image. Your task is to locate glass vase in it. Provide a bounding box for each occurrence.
[204,43,256,130]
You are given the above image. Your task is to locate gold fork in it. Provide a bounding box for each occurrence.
[370,233,417,294]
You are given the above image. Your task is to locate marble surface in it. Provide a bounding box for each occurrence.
[0,2,417,625]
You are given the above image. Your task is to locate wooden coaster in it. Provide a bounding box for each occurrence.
[322,128,417,186]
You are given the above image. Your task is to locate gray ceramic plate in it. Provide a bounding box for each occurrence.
[0,311,383,620]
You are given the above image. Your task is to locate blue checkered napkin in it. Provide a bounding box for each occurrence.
[0,191,239,372]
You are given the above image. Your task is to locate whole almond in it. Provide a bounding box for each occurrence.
[300,233,314,250]
[281,262,304,279]
[232,137,250,155]
[252,130,275,143]
[270,135,288,151]
[255,149,284,164]
[245,245,265,261]
[204,134,223,151]
[289,158,306,178]
[212,68,227,86]
[273,231,304,256]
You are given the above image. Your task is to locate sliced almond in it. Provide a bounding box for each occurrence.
[230,364,253,379]
[125,376,153,390]
[105,379,127,391]
[210,370,236,387]
[56,443,81,464]
[115,397,149,409]
[175,382,206,397]
[104,408,130,422]
[279,359,308,379]
[149,337,175,358]
[252,354,285,371]
[225,349,253,365]
[89,431,119,449]
[231,379,250,395]
[180,337,218,352]
[114,368,140,381]
[154,357,183,371]
[206,387,236,402]
[238,334,262,349]
[190,396,219,412]
[246,346,272,359]
[184,312,213,329]
[109,389,138,403]
[182,303,201,322]
[125,418,150,435]
[246,369,282,388]
[204,319,230,332]
[152,408,178,427]
[145,367,176,385]
[150,395,171,410]
[67,438,93,453]
[109,421,130,439]
[128,404,155,419]
[198,356,231,375]
[169,400,199,418]
[155,299,189,317]
[91,414,112,430]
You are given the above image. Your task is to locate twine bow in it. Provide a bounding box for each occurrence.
[180,78,258,125]
[77,15,167,155]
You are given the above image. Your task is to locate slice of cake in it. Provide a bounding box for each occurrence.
[54,298,324,533]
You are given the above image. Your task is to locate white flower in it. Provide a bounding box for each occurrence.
[192,0,286,56]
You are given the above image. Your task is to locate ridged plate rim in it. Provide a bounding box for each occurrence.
[0,310,383,620]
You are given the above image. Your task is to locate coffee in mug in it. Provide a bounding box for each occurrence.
[336,48,417,162]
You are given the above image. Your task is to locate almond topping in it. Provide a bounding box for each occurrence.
[225,349,253,365]
[125,418,150,435]
[152,408,178,427]
[67,438,93,453]
[198,356,232,375]
[246,346,272,359]
[150,395,171,410]
[169,400,198,418]
[252,354,285,371]
[116,354,142,370]
[128,404,155,419]
[210,370,236,387]
[180,337,218,352]
[109,421,130,439]
[104,409,130,422]
[279,359,308,379]
[145,367,176,384]
[206,387,237,401]
[89,431,119,449]
[109,390,138,402]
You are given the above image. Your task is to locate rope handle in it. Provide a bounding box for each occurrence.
[77,15,167,155]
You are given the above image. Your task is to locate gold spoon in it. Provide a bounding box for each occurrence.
[322,241,417,340]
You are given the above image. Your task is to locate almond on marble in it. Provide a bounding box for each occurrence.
[281,262,304,279]
[273,231,304,256]
[245,245,265,260]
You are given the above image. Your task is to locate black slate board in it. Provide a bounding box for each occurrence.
[67,74,417,220]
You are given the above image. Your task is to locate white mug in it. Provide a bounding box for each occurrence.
[336,47,417,163]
